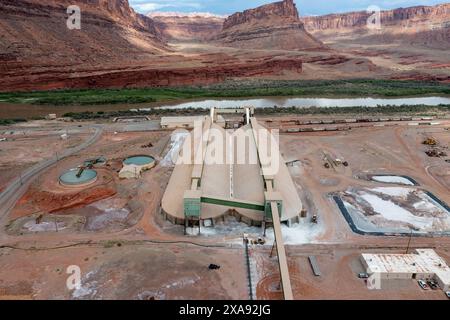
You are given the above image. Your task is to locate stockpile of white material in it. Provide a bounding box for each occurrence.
[119,164,143,179]
[186,216,322,245]
[371,175,414,186]
[161,131,189,167]
[264,221,322,245]
[342,187,450,233]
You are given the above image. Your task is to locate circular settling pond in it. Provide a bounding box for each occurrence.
[123,155,155,166]
[59,169,98,187]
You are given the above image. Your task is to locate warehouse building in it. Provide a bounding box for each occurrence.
[161,107,303,231]
[161,115,225,129]
[361,249,450,291]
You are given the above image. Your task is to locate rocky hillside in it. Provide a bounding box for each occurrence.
[303,3,450,49]
[0,0,308,91]
[149,12,224,42]
[215,0,323,50]
[0,0,167,67]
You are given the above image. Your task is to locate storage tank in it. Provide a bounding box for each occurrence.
[59,168,98,187]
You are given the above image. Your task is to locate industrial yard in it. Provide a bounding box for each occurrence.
[1,0,450,306]
[0,107,449,300]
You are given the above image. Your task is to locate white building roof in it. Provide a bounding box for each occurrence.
[362,249,450,287]
[161,116,207,125]
[416,249,450,285]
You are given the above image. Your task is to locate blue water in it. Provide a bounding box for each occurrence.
[152,96,450,110]
[123,156,155,166]
[60,169,97,185]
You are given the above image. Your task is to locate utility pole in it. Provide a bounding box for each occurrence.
[406,230,413,254]
[270,240,276,258]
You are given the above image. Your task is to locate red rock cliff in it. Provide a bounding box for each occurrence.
[303,3,450,31]
[216,0,323,50]
[302,3,450,49]
[0,0,166,66]
[149,12,225,42]
[223,0,299,29]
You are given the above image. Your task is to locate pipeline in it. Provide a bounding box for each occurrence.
[244,238,254,300]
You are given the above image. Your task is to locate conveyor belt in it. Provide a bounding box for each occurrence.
[271,202,294,300]
[250,117,294,300]
[201,196,265,211]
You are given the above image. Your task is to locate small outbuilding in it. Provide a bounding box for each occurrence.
[119,164,143,179]
[46,114,57,120]
[161,115,225,129]
[119,155,156,179]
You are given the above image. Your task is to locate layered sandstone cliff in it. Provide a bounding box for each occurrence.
[149,12,224,42]
[0,0,306,91]
[1,57,304,91]
[303,4,450,49]
[303,4,450,30]
[0,0,167,67]
[215,0,323,50]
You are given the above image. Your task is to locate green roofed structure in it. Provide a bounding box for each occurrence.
[161,107,302,229]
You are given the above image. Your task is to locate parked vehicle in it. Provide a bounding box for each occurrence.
[427,280,439,290]
[445,291,450,299]
[358,272,370,279]
[418,280,430,290]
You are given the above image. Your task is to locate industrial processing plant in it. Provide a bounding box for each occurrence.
[162,108,303,230]
[160,107,301,298]
[1,102,450,301]
[1,0,450,304]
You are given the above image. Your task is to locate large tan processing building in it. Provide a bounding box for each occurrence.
[161,108,303,229]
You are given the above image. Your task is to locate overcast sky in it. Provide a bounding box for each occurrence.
[130,0,449,16]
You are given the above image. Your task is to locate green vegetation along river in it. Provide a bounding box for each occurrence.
[0,79,449,121]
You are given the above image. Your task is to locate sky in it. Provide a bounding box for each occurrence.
[130,0,449,16]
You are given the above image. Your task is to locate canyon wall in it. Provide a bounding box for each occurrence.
[149,12,224,42]
[1,57,303,91]
[0,0,167,67]
[0,0,306,91]
[215,0,323,50]
[222,0,299,29]
[303,4,450,30]
[302,4,450,49]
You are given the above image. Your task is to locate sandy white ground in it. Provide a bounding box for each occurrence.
[372,187,412,198]
[264,221,323,245]
[360,193,434,230]
[160,131,189,167]
[371,175,414,186]
[72,270,98,299]
[186,216,323,245]
[86,207,130,230]
[341,187,450,233]
[23,220,67,232]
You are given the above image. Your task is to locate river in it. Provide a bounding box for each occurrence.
[1,96,450,119]
[153,96,450,110]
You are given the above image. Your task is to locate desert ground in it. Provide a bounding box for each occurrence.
[0,122,89,192]
[1,0,450,302]
[0,111,449,300]
[316,34,450,81]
